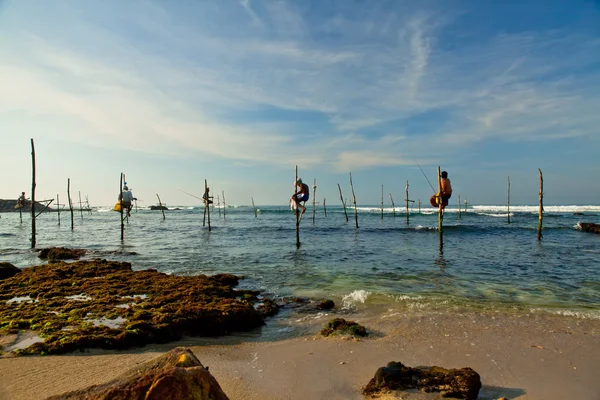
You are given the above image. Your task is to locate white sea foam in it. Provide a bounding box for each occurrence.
[342,290,371,309]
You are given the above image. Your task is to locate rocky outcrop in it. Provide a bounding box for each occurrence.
[0,199,54,213]
[150,205,169,210]
[0,262,21,280]
[321,318,368,337]
[47,347,229,400]
[38,247,86,262]
[0,259,268,355]
[579,223,600,234]
[363,361,481,400]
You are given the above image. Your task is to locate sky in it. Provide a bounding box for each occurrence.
[1,0,599,207]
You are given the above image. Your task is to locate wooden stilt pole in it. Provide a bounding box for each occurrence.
[405,180,409,225]
[156,194,166,220]
[458,194,461,220]
[312,179,317,225]
[18,194,23,224]
[251,197,257,218]
[86,195,92,215]
[437,166,442,232]
[349,172,358,229]
[119,174,124,241]
[78,191,83,220]
[31,139,36,248]
[337,184,348,223]
[537,169,543,240]
[418,199,421,213]
[380,185,384,220]
[57,194,60,225]
[205,180,211,231]
[507,176,511,224]
[68,178,74,232]
[203,183,207,227]
[389,193,396,218]
[222,191,226,220]
[323,198,327,217]
[295,166,300,248]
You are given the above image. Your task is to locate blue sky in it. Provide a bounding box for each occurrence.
[1,0,599,206]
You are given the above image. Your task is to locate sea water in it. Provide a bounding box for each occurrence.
[1,205,599,329]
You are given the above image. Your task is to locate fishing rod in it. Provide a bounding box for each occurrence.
[415,161,437,193]
[179,189,204,201]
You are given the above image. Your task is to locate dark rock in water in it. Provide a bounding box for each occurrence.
[319,299,335,310]
[321,318,368,337]
[579,223,600,234]
[38,247,86,262]
[256,298,280,317]
[47,347,229,400]
[150,205,169,210]
[362,361,481,400]
[1,259,268,355]
[0,262,21,280]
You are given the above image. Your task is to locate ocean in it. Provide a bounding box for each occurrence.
[1,204,599,337]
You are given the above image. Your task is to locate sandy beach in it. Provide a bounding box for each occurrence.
[1,310,598,400]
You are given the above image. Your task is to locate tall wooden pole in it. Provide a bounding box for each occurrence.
[78,191,84,220]
[458,195,461,220]
[337,184,348,223]
[119,174,124,241]
[418,199,421,213]
[507,176,511,224]
[323,198,327,217]
[222,191,226,220]
[295,166,300,248]
[389,193,396,218]
[405,180,409,225]
[206,180,211,231]
[57,194,60,225]
[537,169,543,241]
[203,182,207,227]
[68,179,74,231]
[251,197,257,218]
[380,185,384,220]
[18,194,23,223]
[156,194,166,220]
[350,172,358,229]
[312,179,317,225]
[437,166,442,232]
[30,139,36,248]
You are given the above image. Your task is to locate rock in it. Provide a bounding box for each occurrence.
[319,299,335,310]
[47,347,229,400]
[256,298,280,317]
[150,205,169,210]
[38,247,86,262]
[321,318,368,337]
[362,361,481,400]
[1,259,268,355]
[0,262,21,280]
[579,223,600,234]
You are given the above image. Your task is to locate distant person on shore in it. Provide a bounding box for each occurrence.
[119,185,136,217]
[203,187,213,205]
[16,192,26,209]
[291,178,309,215]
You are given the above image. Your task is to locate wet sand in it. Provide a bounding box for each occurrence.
[0,311,598,400]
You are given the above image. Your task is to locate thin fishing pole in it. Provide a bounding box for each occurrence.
[178,189,204,201]
[415,161,437,193]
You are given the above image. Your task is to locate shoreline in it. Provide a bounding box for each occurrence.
[1,309,598,400]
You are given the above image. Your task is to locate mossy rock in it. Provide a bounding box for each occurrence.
[1,259,269,355]
[320,318,368,337]
[0,262,21,280]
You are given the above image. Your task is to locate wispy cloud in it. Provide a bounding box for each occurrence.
[1,0,599,175]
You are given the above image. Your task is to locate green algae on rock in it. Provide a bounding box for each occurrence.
[0,259,268,355]
[320,318,368,338]
[362,361,482,400]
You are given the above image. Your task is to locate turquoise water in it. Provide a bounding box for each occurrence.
[1,204,599,320]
